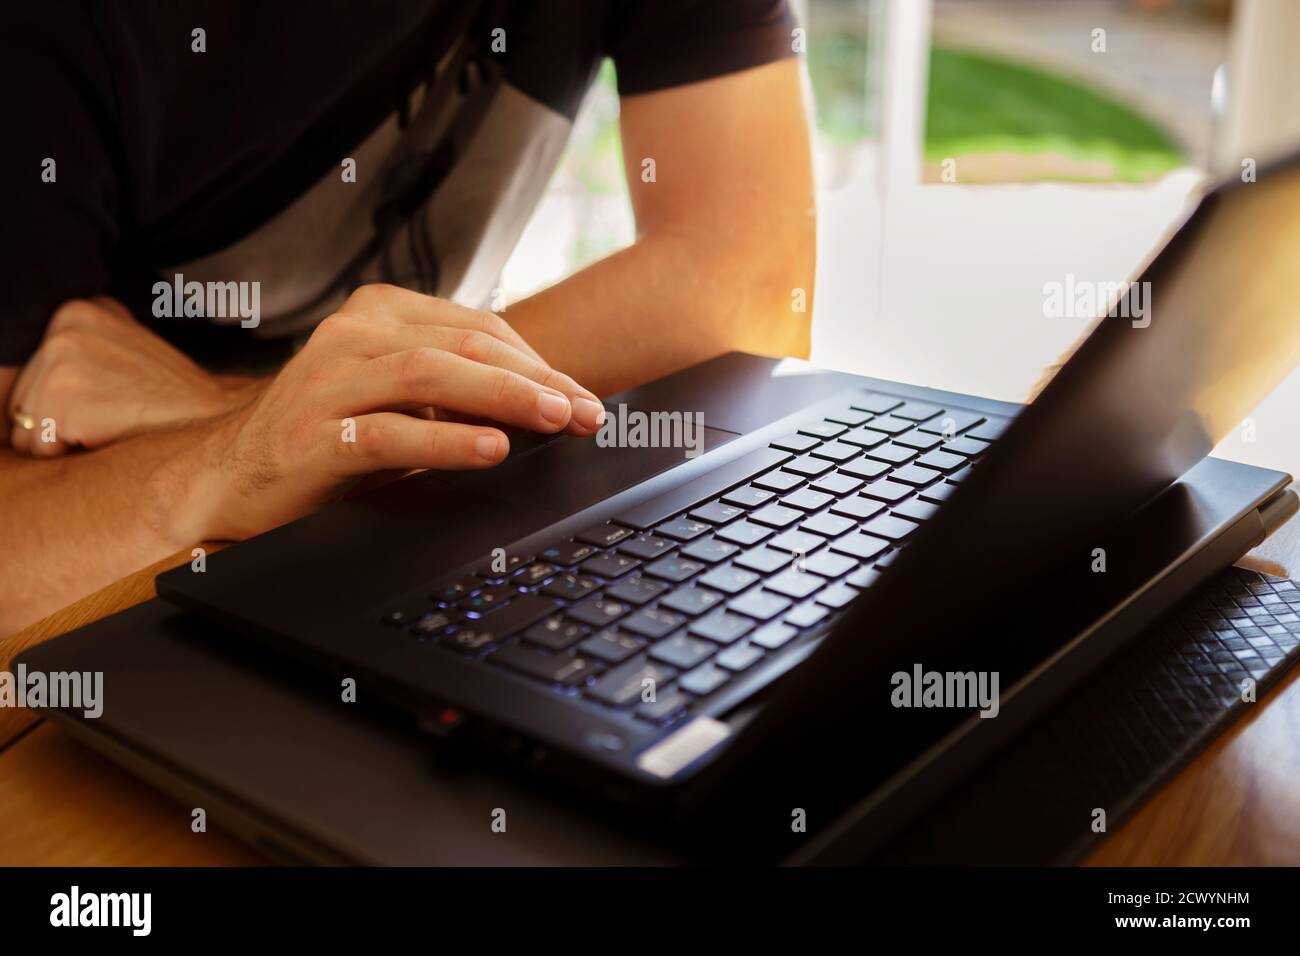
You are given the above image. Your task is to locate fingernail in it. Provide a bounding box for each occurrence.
[475,435,502,461]
[538,392,571,426]
[573,398,606,431]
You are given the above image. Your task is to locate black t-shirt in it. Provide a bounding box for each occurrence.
[1,0,795,367]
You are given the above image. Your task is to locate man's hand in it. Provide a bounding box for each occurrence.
[178,283,606,542]
[5,297,263,456]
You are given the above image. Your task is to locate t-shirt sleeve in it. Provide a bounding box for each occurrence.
[0,9,119,366]
[606,0,797,97]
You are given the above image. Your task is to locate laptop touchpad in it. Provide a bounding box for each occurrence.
[437,426,736,518]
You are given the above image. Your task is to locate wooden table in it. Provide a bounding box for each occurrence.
[4,519,1300,866]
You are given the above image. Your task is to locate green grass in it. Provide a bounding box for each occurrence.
[805,33,1185,181]
[925,47,1184,181]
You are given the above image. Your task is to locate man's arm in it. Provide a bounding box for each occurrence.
[505,58,815,397]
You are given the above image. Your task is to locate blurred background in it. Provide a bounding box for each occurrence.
[500,0,1300,490]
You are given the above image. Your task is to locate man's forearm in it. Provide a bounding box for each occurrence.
[505,229,814,398]
[0,423,215,635]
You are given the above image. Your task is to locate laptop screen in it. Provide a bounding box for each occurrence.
[730,150,1300,792]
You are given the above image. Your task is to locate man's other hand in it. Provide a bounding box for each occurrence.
[5,297,262,456]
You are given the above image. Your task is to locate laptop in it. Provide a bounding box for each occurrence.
[140,153,1300,832]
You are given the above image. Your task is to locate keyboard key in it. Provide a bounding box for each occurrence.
[890,464,941,487]
[838,427,890,449]
[800,512,856,538]
[767,529,824,555]
[578,629,645,664]
[659,586,726,616]
[409,610,459,637]
[918,409,985,436]
[809,441,861,464]
[797,421,847,440]
[947,465,974,483]
[783,455,835,477]
[441,628,499,654]
[750,622,798,650]
[474,552,529,579]
[838,457,890,481]
[468,593,560,637]
[816,584,859,610]
[605,575,671,606]
[515,562,558,588]
[823,406,871,427]
[721,486,775,509]
[810,472,862,496]
[461,583,514,614]
[893,429,942,451]
[622,607,686,640]
[587,659,676,708]
[764,570,824,600]
[847,566,882,588]
[689,612,755,644]
[636,689,690,724]
[655,517,712,542]
[941,436,990,458]
[876,550,901,568]
[698,565,761,595]
[524,616,590,651]
[892,401,943,422]
[581,553,641,579]
[829,496,884,521]
[862,414,911,435]
[859,480,913,503]
[916,450,967,473]
[830,532,891,560]
[749,503,803,529]
[734,546,792,574]
[575,524,631,548]
[919,482,958,503]
[612,446,792,530]
[752,469,804,492]
[861,514,920,541]
[728,590,792,621]
[649,633,717,670]
[618,535,675,560]
[430,576,477,603]
[800,551,858,578]
[850,393,903,415]
[689,501,745,525]
[491,645,602,687]
[568,595,632,627]
[677,540,735,565]
[782,488,834,512]
[538,541,598,567]
[541,573,600,601]
[786,601,831,628]
[679,662,730,697]
[715,520,772,547]
[644,555,707,583]
[770,433,820,453]
[715,643,765,672]
[967,418,1010,442]
[892,499,939,522]
[864,443,916,465]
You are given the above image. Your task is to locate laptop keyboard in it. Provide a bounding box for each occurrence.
[383,393,1008,728]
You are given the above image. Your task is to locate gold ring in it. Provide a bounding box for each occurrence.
[11,410,36,431]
